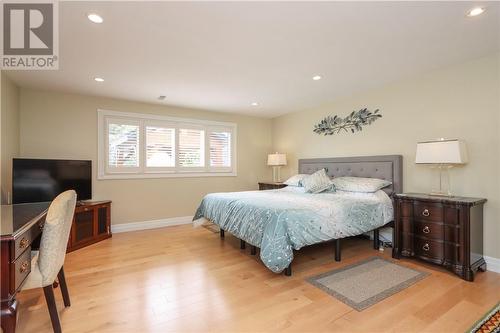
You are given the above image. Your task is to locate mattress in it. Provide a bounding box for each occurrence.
[193,186,393,273]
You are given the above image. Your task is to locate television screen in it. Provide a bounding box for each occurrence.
[13,158,92,204]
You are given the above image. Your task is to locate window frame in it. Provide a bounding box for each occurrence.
[98,109,237,179]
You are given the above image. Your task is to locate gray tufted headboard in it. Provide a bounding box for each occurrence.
[298,155,403,196]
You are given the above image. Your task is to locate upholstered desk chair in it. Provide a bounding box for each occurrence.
[21,190,77,333]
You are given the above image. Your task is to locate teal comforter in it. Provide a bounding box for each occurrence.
[193,187,393,273]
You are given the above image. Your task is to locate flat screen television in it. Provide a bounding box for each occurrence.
[13,158,92,204]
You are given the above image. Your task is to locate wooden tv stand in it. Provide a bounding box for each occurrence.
[67,200,112,252]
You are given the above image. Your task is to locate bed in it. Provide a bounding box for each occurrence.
[193,155,403,275]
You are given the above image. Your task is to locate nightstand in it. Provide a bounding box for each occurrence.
[393,193,487,281]
[258,182,287,190]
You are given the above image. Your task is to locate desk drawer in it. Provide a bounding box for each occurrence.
[415,237,444,262]
[414,221,444,240]
[13,219,43,260]
[12,249,31,291]
[14,230,33,260]
[414,202,443,223]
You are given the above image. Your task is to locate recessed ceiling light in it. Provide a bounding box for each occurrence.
[94,77,104,82]
[87,13,103,24]
[467,7,485,17]
[312,75,322,81]
[251,102,258,106]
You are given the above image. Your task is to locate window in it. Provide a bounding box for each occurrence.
[178,128,205,168]
[146,125,175,168]
[98,110,236,179]
[106,120,140,173]
[209,131,231,168]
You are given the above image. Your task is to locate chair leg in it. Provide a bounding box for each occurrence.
[250,245,257,255]
[373,228,379,250]
[43,285,62,333]
[240,239,246,250]
[57,266,71,307]
[335,239,341,262]
[220,229,225,238]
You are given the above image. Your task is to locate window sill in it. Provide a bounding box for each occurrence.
[97,171,237,180]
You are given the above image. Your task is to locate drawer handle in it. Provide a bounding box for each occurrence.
[422,243,430,251]
[19,261,29,273]
[423,226,430,234]
[422,209,430,217]
[19,238,29,249]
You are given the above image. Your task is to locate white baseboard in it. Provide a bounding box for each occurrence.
[111,216,193,234]
[484,256,500,274]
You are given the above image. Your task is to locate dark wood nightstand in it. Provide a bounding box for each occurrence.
[393,193,487,281]
[258,182,287,190]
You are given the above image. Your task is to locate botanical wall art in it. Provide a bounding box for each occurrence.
[313,108,382,135]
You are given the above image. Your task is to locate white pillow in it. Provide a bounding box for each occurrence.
[332,176,391,193]
[302,169,333,193]
[284,174,308,186]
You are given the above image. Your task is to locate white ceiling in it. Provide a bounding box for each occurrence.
[5,1,500,118]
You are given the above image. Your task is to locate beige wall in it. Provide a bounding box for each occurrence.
[272,53,500,260]
[1,72,20,204]
[19,89,272,224]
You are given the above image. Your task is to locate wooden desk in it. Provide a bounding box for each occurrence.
[1,202,49,333]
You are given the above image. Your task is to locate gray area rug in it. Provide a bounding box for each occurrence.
[307,256,429,311]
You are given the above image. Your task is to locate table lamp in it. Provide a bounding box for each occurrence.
[267,153,287,183]
[415,139,468,196]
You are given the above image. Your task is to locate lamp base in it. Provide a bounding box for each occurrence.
[429,164,453,197]
[272,166,282,183]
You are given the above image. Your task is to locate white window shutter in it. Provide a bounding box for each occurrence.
[178,128,205,168]
[209,131,231,168]
[146,126,175,167]
[108,122,140,169]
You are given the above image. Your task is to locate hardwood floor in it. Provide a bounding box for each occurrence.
[16,224,500,333]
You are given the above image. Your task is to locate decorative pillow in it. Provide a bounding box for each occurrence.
[284,174,308,187]
[332,176,391,193]
[302,169,333,193]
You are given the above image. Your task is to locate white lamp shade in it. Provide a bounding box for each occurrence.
[267,153,287,166]
[415,139,468,164]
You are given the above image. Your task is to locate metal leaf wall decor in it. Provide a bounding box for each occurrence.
[313,108,382,136]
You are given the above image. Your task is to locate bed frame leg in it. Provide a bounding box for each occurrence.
[250,245,257,255]
[335,239,341,262]
[284,264,292,276]
[240,239,246,250]
[373,228,379,250]
[220,229,224,238]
